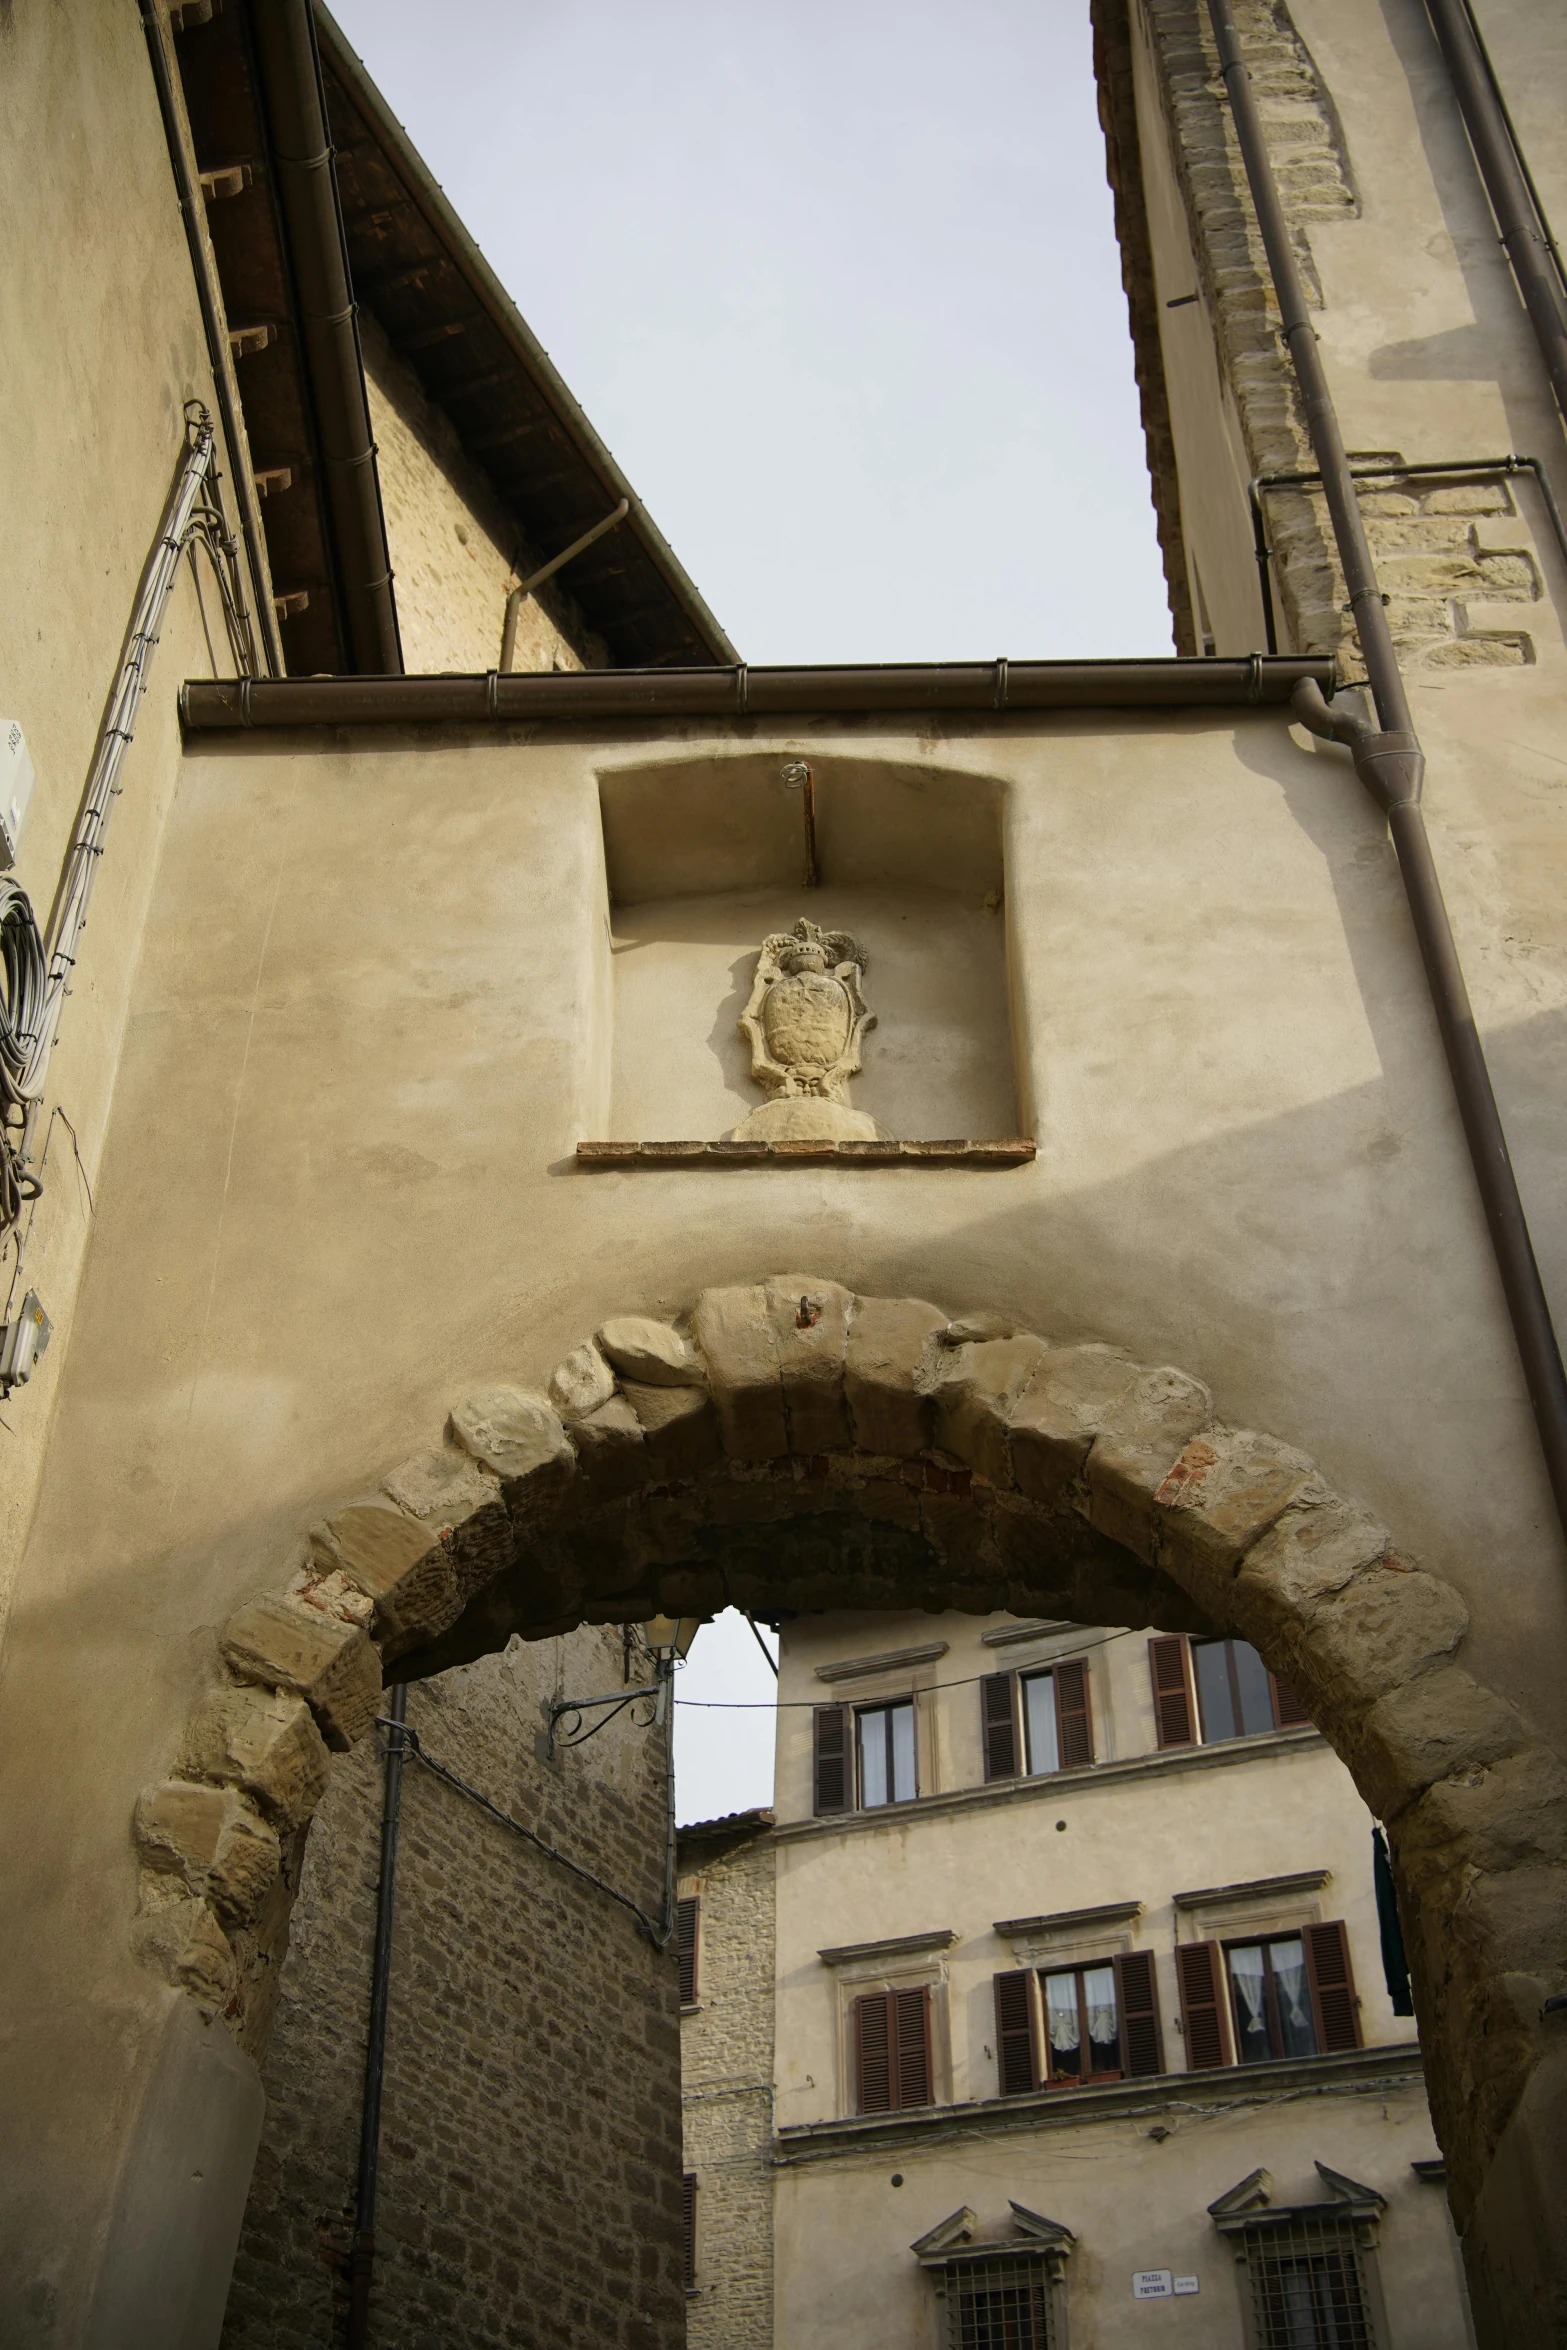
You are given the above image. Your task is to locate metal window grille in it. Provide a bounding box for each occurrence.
[941,2257,1057,2350]
[1240,2218,1378,2350]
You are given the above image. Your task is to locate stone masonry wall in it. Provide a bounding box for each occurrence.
[1123,0,1542,671]
[221,1623,684,2350]
[361,310,608,678]
[679,1821,776,2350]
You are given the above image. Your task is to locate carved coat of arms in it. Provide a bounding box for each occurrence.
[732,918,882,1141]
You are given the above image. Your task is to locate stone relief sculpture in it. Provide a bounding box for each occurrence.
[731,916,883,1141]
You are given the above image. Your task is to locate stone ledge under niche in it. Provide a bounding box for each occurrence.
[575,1138,1037,1169]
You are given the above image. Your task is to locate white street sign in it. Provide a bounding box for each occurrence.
[1133,2270,1174,2299]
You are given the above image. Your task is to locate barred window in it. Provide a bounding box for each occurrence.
[939,2256,1059,2350]
[1237,2215,1379,2349]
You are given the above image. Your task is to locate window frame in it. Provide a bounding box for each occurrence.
[1037,1957,1125,2089]
[1150,1634,1310,1751]
[1222,1931,1319,2065]
[853,1694,919,1809]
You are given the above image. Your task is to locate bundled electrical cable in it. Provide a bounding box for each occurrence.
[0,876,46,1236]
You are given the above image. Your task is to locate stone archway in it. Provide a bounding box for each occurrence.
[131,1277,1567,2249]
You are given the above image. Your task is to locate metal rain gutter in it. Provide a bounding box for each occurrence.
[1206,0,1567,1543]
[313,1,739,668]
[181,653,1333,729]
[249,0,403,674]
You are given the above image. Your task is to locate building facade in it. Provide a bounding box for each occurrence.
[0,1,1565,2345]
[682,1608,1476,2348]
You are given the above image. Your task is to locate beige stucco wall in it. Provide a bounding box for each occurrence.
[1,691,1559,2329]
[0,0,266,1653]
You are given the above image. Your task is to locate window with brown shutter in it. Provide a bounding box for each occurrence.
[682,2173,697,2288]
[854,1986,933,2113]
[677,1896,699,2006]
[993,1969,1036,2095]
[1149,1635,1196,1747]
[1270,1672,1313,1728]
[1176,1938,1233,2069]
[1304,1919,1362,2053]
[981,1671,1018,1780]
[813,1704,849,1815]
[1053,1658,1094,1768]
[1113,1950,1165,2077]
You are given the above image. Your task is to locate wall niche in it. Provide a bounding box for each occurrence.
[592,750,1022,1146]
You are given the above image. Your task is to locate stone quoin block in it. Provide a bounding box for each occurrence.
[135,1780,281,1927]
[1007,1344,1139,1505]
[1152,1425,1323,1610]
[843,1294,946,1454]
[131,1891,236,2012]
[621,1382,722,1475]
[596,1316,705,1388]
[765,1276,855,1453]
[220,1590,383,1750]
[548,1342,618,1422]
[313,1501,461,1654]
[692,1286,788,1458]
[176,1686,330,1833]
[1081,1367,1214,1562]
[932,1334,1051,1486]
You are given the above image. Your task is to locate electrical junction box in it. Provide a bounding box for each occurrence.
[0,1290,51,1393]
[1,720,35,867]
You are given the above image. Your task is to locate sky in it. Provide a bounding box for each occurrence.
[327,3,1173,1819]
[330,0,1172,664]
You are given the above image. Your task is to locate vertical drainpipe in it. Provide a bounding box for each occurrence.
[347,1681,408,2350]
[1204,0,1567,1543]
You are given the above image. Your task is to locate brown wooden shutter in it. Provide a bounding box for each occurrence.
[1304,1919,1362,2053]
[1053,1658,1094,1768]
[814,1704,850,1815]
[855,1990,892,2113]
[993,1969,1036,2095]
[1270,1672,1313,1729]
[1113,1950,1165,2078]
[1149,1636,1196,1747]
[1175,1939,1232,2070]
[894,1985,933,2109]
[683,2173,697,2287]
[677,1896,699,2005]
[981,1672,1018,1780]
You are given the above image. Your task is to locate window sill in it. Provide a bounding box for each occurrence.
[773,2042,1426,2162]
[780,1725,1327,1841]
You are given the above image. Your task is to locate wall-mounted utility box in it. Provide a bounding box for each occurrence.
[1,721,35,867]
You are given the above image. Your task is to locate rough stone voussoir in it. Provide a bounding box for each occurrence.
[1272,1560,1470,1719]
[571,1393,648,1498]
[621,1381,722,1475]
[313,1501,459,1654]
[1344,1665,1533,1822]
[176,1685,330,1833]
[931,1334,1051,1486]
[596,1316,705,1388]
[1008,1344,1139,1507]
[1082,1367,1214,1564]
[692,1285,787,1458]
[1396,1746,1567,1876]
[844,1295,947,1455]
[451,1384,575,1485]
[548,1341,618,1422]
[765,1276,855,1453]
[220,1590,383,1750]
[1227,1491,1394,1650]
[131,1890,237,2013]
[135,1779,282,1927]
[1152,1424,1323,1610]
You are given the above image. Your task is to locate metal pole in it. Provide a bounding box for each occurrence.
[1205,0,1567,1539]
[347,1681,408,2350]
[1422,0,1567,427]
[499,499,630,672]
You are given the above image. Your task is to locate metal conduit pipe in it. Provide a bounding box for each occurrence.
[140,1,282,678]
[249,0,402,675]
[1206,0,1567,1541]
[499,498,630,673]
[1421,0,1567,428]
[346,1680,408,2350]
[181,652,1333,729]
